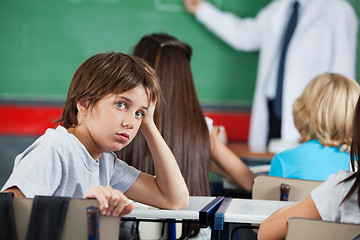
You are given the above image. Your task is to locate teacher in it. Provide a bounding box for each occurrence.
[183,0,358,151]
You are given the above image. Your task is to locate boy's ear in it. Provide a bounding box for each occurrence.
[76,98,89,114]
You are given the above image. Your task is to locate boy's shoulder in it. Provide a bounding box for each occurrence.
[46,126,80,147]
[17,126,85,162]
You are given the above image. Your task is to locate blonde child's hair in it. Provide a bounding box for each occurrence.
[293,72,360,152]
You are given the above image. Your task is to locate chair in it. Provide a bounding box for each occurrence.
[286,218,360,240]
[12,198,120,240]
[230,175,324,240]
[138,222,182,239]
[252,175,323,201]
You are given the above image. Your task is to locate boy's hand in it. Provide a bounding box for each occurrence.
[141,101,156,129]
[84,186,134,217]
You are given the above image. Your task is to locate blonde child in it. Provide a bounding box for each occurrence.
[269,73,360,181]
[258,94,360,240]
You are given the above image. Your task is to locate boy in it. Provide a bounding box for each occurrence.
[2,52,189,217]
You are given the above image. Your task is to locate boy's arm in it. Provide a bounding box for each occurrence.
[4,186,133,217]
[3,186,25,197]
[85,186,134,217]
[125,102,189,210]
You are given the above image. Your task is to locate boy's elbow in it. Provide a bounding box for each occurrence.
[167,190,190,210]
[180,192,190,209]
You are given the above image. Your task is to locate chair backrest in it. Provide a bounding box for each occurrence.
[286,218,360,240]
[252,175,323,201]
[12,198,120,240]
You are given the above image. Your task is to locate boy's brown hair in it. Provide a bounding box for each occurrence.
[56,52,161,128]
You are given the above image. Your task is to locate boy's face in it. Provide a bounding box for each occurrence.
[76,85,149,160]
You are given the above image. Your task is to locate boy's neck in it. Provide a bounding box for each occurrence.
[67,127,102,162]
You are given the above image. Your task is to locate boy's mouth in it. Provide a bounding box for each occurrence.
[117,133,130,142]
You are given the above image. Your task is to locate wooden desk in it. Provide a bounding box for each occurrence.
[227,142,274,161]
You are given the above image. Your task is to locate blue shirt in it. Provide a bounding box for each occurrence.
[269,139,350,181]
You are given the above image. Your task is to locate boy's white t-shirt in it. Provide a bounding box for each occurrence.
[1,126,140,198]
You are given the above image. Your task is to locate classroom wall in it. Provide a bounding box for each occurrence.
[0,0,270,106]
[0,0,359,186]
[1,0,359,104]
[1,0,359,106]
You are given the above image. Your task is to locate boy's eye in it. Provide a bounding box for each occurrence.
[115,101,126,109]
[135,111,144,119]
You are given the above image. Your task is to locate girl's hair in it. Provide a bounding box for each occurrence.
[117,33,211,196]
[55,52,161,128]
[292,72,360,152]
[342,95,360,207]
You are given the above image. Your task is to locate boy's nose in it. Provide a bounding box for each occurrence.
[122,117,135,129]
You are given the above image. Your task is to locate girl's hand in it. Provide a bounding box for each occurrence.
[84,186,134,217]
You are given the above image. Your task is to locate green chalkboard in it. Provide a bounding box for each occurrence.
[0,0,359,106]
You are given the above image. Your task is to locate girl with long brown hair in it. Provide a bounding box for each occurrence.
[117,33,255,238]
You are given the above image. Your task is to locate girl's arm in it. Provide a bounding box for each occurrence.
[210,127,255,192]
[125,102,189,210]
[258,195,321,240]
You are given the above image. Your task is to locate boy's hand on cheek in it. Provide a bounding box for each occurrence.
[84,186,133,217]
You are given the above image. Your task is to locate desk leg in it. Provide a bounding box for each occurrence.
[167,222,176,240]
[210,223,230,240]
[230,223,258,240]
[220,223,230,240]
[210,228,220,240]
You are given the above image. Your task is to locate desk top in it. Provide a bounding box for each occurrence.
[224,199,294,224]
[125,196,216,220]
[227,142,274,161]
